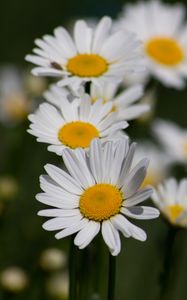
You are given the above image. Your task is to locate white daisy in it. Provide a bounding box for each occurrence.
[152,119,187,164]
[25,16,143,90]
[37,138,159,256]
[152,178,187,227]
[28,92,128,155]
[133,142,169,187]
[116,1,187,89]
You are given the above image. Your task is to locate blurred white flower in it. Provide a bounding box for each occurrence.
[116,1,187,89]
[137,88,156,123]
[133,142,169,187]
[26,16,144,90]
[40,248,67,271]
[0,267,28,293]
[0,67,32,125]
[0,176,18,200]
[37,139,159,256]
[24,73,47,97]
[152,178,187,226]
[46,272,68,300]
[152,119,187,164]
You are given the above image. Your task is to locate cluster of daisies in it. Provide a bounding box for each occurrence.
[26,0,187,255]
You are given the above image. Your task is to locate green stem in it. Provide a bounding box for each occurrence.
[107,253,116,300]
[69,236,77,300]
[160,225,178,300]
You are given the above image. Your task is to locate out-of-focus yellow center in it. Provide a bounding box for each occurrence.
[145,37,184,66]
[80,184,123,221]
[67,54,108,77]
[165,204,184,223]
[183,141,187,157]
[142,172,159,188]
[4,93,29,121]
[58,121,99,149]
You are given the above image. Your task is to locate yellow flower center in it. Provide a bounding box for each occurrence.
[165,204,184,223]
[110,105,116,113]
[79,184,123,221]
[58,121,99,149]
[145,37,184,66]
[66,54,108,77]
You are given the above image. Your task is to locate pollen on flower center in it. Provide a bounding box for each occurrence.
[58,121,99,149]
[79,184,123,221]
[66,54,108,77]
[166,204,184,223]
[145,37,184,66]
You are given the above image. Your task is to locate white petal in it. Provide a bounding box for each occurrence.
[42,215,82,231]
[62,149,94,188]
[55,218,88,239]
[124,187,153,207]
[121,206,160,219]
[38,208,80,217]
[92,16,112,53]
[54,26,77,57]
[36,193,79,209]
[45,164,82,194]
[102,221,121,256]
[74,20,92,53]
[122,165,147,198]
[89,139,104,183]
[118,143,136,186]
[114,84,143,106]
[110,138,129,184]
[74,221,100,249]
[111,214,131,237]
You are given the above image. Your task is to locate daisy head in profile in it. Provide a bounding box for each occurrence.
[28,91,128,155]
[45,82,149,122]
[25,16,144,90]
[152,119,187,165]
[37,138,159,256]
[116,1,187,89]
[152,178,187,227]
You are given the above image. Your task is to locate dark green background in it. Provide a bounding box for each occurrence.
[1,0,187,299]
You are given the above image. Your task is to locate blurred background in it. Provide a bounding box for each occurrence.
[1,0,187,299]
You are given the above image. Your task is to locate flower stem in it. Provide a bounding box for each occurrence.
[160,225,178,300]
[107,253,116,300]
[69,236,77,300]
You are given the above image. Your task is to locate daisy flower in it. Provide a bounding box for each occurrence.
[28,92,128,155]
[133,142,169,187]
[152,178,187,227]
[116,1,187,89]
[152,119,187,164]
[25,16,143,90]
[37,139,159,256]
